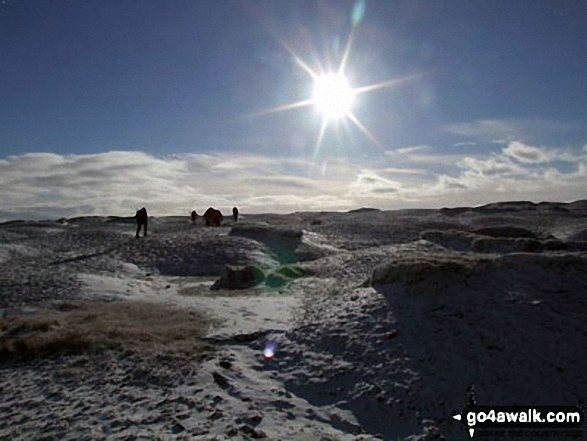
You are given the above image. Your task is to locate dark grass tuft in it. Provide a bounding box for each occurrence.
[0,301,209,361]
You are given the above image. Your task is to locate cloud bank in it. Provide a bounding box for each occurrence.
[0,142,585,221]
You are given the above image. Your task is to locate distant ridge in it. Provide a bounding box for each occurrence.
[348,207,381,213]
[0,220,25,226]
[105,216,136,224]
[440,199,587,216]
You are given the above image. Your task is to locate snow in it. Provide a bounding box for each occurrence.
[1,203,587,440]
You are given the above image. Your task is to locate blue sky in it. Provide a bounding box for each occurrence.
[1,0,586,220]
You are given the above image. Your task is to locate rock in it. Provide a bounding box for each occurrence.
[170,420,186,434]
[420,230,475,251]
[231,330,268,343]
[371,256,476,287]
[244,414,263,426]
[474,226,537,239]
[404,425,446,440]
[239,424,267,438]
[209,410,223,420]
[219,360,232,369]
[568,229,587,241]
[212,372,230,389]
[211,265,265,290]
[226,427,238,437]
[472,237,543,253]
[567,241,587,252]
[386,329,399,339]
[543,239,567,251]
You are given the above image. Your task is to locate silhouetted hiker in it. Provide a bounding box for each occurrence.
[203,207,223,226]
[135,207,148,238]
[232,207,239,222]
[191,210,198,223]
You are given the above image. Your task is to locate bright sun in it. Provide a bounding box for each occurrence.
[252,20,421,153]
[313,72,354,120]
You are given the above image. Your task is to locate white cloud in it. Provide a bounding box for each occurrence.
[385,144,481,166]
[0,143,585,221]
[387,145,430,155]
[444,118,575,141]
[453,142,477,147]
[445,119,521,140]
[382,167,427,175]
[503,141,583,164]
[352,140,587,206]
[407,142,587,205]
[458,155,526,176]
[347,171,403,198]
[426,175,468,194]
[245,176,315,190]
[242,194,351,212]
[0,151,357,221]
[503,141,553,163]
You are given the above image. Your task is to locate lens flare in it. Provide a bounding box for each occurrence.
[263,340,277,359]
[352,0,365,26]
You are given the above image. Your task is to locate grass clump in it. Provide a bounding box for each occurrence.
[0,301,209,361]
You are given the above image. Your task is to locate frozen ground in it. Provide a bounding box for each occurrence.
[1,201,586,440]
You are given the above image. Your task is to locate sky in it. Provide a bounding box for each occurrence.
[1,0,586,220]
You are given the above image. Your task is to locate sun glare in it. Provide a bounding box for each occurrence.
[251,8,422,154]
[313,73,354,120]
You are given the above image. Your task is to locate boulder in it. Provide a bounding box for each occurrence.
[473,226,537,239]
[211,265,265,290]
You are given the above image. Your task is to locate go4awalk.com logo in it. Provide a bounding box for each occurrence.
[453,405,584,438]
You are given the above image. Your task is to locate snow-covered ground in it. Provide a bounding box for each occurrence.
[1,201,586,440]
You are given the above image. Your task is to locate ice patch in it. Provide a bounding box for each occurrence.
[117,261,144,275]
[77,273,159,300]
[301,231,342,253]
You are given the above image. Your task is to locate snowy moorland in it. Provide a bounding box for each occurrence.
[1,200,586,440]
